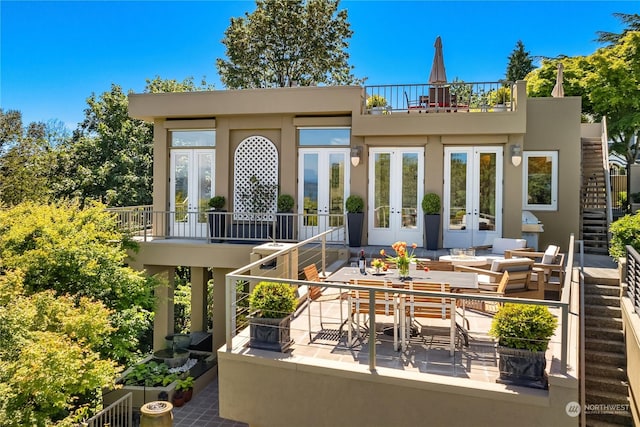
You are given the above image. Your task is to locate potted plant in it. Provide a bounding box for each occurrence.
[248,281,297,352]
[366,94,388,115]
[176,376,194,402]
[489,303,558,389]
[207,195,226,243]
[345,195,364,248]
[493,86,511,111]
[276,194,295,240]
[422,193,441,250]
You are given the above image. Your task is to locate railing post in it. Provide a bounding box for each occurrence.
[369,291,376,371]
[561,303,568,374]
[321,234,326,275]
[226,275,233,351]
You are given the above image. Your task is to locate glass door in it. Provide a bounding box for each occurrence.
[443,146,502,248]
[368,148,424,246]
[170,149,215,238]
[298,148,349,241]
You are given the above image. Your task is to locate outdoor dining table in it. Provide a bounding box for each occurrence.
[327,265,478,350]
[327,265,478,290]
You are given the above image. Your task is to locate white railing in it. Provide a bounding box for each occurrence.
[82,392,133,427]
[108,207,347,245]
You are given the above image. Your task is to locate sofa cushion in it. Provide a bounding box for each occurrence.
[541,245,560,264]
[491,238,527,255]
[490,257,534,272]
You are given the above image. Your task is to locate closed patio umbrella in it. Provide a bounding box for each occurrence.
[551,62,564,98]
[429,36,447,85]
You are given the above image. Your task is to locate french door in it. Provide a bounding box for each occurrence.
[298,148,349,241]
[368,148,424,246]
[170,149,215,238]
[443,146,502,248]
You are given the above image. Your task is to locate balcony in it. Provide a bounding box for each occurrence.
[217,230,580,426]
[363,81,516,115]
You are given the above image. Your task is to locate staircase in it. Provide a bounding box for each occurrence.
[584,274,633,426]
[581,137,610,255]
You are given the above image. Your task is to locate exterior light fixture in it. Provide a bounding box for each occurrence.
[351,146,363,167]
[510,144,522,167]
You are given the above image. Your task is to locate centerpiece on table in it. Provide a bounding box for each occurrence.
[370,258,386,274]
[380,241,417,280]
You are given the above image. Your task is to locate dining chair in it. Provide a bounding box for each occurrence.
[416,259,454,271]
[402,281,456,355]
[303,264,348,342]
[348,278,398,349]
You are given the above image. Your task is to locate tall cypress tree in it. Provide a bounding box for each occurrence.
[505,40,534,82]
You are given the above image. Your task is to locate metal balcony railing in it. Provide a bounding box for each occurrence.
[364,81,515,114]
[107,206,347,245]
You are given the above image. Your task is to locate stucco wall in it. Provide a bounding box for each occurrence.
[524,97,582,252]
[218,349,578,427]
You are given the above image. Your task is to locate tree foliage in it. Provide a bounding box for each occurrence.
[505,40,534,81]
[596,13,640,45]
[0,201,157,363]
[0,272,120,426]
[0,110,59,206]
[216,0,362,89]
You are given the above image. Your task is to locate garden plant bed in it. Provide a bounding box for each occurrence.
[103,350,217,410]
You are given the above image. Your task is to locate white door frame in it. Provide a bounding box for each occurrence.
[169,149,215,238]
[443,146,502,248]
[368,147,424,246]
[297,148,349,241]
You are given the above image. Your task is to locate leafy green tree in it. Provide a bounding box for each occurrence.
[0,112,59,206]
[525,56,593,112]
[216,0,362,89]
[505,40,534,81]
[0,201,157,363]
[63,84,154,207]
[586,31,640,173]
[596,13,640,44]
[0,271,120,426]
[144,75,214,93]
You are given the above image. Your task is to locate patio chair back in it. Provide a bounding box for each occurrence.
[406,281,452,320]
[349,279,393,317]
[416,260,454,271]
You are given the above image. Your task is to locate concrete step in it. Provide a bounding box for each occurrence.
[585,388,630,406]
[585,375,629,395]
[585,349,626,366]
[585,326,624,342]
[585,284,621,297]
[585,338,625,353]
[585,315,623,329]
[585,362,627,380]
[586,412,634,427]
[584,276,620,286]
[585,294,621,308]
[584,304,622,318]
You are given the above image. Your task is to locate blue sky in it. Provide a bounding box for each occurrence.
[1,1,637,130]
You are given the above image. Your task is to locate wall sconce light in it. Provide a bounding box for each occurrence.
[351,146,363,167]
[510,144,522,167]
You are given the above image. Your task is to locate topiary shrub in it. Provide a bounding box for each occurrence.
[249,281,297,319]
[366,94,387,108]
[421,193,441,215]
[609,212,640,259]
[345,195,364,213]
[489,303,558,352]
[277,194,295,213]
[208,196,226,210]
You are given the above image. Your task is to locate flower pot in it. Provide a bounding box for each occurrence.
[249,314,294,352]
[207,210,227,243]
[183,388,193,402]
[347,212,364,248]
[424,214,440,250]
[172,391,185,407]
[496,345,548,389]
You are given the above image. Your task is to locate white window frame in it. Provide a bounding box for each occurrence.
[522,151,558,211]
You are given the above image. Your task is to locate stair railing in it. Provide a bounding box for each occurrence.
[601,116,613,231]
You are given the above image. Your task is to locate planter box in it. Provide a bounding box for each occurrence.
[103,351,217,410]
[249,315,293,352]
[496,346,548,389]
